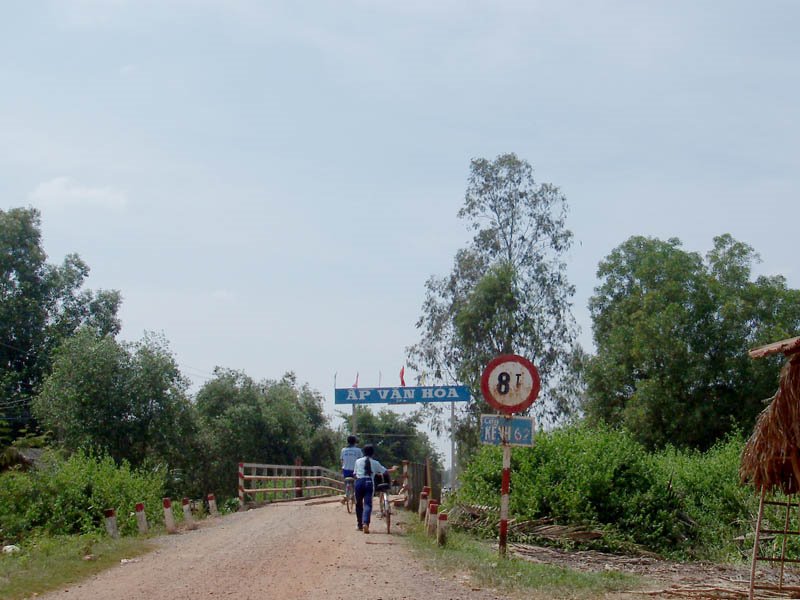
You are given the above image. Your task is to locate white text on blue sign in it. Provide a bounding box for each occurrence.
[334,386,470,404]
[480,415,535,447]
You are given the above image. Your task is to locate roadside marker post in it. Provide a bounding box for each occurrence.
[480,354,540,558]
[418,491,429,522]
[436,512,449,546]
[207,493,219,517]
[104,508,119,539]
[426,502,439,536]
[182,497,197,530]
[163,497,177,534]
[135,502,148,534]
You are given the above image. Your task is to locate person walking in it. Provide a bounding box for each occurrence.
[353,444,394,533]
[340,435,362,480]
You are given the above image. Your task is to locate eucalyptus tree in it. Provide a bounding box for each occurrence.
[408,153,579,456]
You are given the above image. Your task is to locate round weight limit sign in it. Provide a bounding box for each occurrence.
[480,354,541,414]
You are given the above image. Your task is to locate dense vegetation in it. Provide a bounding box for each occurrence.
[0,450,165,542]
[585,235,800,449]
[453,424,756,560]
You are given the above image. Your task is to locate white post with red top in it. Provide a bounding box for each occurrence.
[418,491,429,522]
[436,512,449,546]
[135,502,148,534]
[426,502,439,536]
[207,493,219,517]
[104,508,119,539]
[163,497,177,533]
[182,497,197,530]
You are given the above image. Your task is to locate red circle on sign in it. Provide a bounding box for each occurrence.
[480,354,541,414]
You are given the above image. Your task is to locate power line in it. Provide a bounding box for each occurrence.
[354,432,420,438]
[0,399,29,408]
[0,339,37,358]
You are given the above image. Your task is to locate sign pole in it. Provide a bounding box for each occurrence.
[479,354,541,560]
[499,415,511,557]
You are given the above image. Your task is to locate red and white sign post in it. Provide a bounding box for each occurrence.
[480,354,540,558]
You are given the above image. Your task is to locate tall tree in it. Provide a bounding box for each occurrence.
[0,207,120,433]
[32,329,195,468]
[408,153,578,458]
[585,234,800,449]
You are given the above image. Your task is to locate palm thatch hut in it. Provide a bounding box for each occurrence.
[739,336,800,599]
[740,336,800,494]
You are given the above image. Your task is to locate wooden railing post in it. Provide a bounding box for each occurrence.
[402,460,410,509]
[294,457,303,498]
[426,457,432,491]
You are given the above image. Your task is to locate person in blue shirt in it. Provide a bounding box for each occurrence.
[353,444,395,533]
[340,435,362,479]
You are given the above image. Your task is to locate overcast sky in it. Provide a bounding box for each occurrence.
[2,1,798,465]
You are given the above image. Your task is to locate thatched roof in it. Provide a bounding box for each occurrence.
[740,337,800,494]
[749,336,800,360]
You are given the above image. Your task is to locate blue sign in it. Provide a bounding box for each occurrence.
[334,385,471,405]
[480,415,535,447]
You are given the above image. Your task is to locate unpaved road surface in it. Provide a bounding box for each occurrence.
[39,499,511,600]
[37,498,800,599]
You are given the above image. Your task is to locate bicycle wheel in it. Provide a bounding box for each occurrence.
[383,492,391,534]
[345,484,353,514]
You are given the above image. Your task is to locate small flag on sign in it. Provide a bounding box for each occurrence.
[352,372,359,388]
[400,366,406,387]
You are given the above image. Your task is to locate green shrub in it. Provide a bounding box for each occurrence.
[651,435,756,559]
[0,450,165,542]
[0,470,39,539]
[454,424,754,558]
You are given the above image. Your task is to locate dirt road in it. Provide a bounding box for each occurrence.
[39,499,511,600]
[39,498,799,599]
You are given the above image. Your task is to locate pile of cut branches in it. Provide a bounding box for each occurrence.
[446,503,603,546]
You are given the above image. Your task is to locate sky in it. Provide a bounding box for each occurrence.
[2,1,798,467]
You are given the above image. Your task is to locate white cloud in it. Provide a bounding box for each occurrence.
[29,176,128,210]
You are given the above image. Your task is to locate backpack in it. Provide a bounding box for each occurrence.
[374,471,391,492]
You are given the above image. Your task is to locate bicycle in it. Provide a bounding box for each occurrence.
[375,475,392,534]
[343,476,355,514]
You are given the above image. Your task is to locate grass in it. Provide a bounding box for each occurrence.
[0,533,153,600]
[407,522,641,599]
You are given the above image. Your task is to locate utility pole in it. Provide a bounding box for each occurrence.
[450,401,456,487]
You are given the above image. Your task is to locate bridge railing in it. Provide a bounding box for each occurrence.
[237,458,443,511]
[238,461,342,508]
